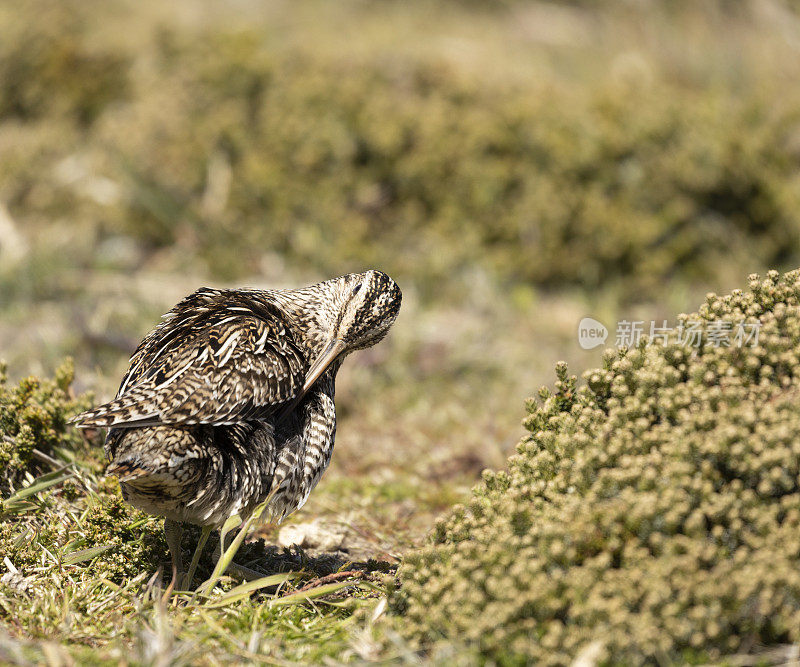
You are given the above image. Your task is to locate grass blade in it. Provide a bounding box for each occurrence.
[1,470,74,516]
[270,581,362,607]
[62,544,115,566]
[183,524,213,590]
[6,470,73,502]
[198,492,275,596]
[204,572,297,608]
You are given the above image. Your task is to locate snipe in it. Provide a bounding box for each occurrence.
[73,270,401,583]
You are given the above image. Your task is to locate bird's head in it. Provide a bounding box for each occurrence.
[336,269,402,351]
[295,270,401,402]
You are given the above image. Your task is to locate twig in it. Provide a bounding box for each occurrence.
[3,437,66,472]
[31,448,64,470]
[288,570,365,595]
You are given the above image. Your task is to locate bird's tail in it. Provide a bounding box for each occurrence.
[70,387,160,429]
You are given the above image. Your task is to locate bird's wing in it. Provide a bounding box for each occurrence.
[73,288,307,428]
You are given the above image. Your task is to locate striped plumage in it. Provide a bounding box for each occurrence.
[73,270,401,576]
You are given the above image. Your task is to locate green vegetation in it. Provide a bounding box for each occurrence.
[395,269,800,663]
[0,5,129,126]
[109,51,800,294]
[0,366,163,583]
[3,0,800,662]
[0,358,92,494]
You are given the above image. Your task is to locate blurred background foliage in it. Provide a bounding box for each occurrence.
[4,0,800,299]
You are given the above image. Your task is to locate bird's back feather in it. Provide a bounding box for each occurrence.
[73,288,307,428]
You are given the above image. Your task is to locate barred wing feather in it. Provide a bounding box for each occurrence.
[73,288,306,428]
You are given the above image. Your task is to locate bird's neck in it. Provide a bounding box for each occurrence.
[262,285,340,358]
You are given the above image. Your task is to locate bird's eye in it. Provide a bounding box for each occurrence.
[353,283,363,295]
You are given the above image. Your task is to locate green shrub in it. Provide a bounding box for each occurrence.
[394,269,800,664]
[0,364,166,586]
[79,488,168,582]
[0,484,167,593]
[0,358,92,494]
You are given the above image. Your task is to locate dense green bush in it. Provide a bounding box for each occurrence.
[395,269,800,664]
[101,36,800,293]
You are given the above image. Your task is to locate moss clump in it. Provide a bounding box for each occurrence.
[81,490,168,582]
[0,358,92,494]
[395,269,800,664]
[0,521,59,571]
[0,484,167,589]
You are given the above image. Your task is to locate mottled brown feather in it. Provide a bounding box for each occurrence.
[74,289,306,428]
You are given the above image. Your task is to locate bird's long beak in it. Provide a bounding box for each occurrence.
[278,338,346,422]
[302,338,347,396]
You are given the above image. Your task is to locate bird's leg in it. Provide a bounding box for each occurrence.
[164,519,184,588]
[183,524,213,590]
[212,531,264,582]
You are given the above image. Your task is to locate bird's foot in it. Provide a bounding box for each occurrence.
[164,518,184,590]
